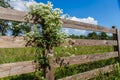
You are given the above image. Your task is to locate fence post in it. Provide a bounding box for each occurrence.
[112,26,117,51]
[112,26,120,57]
[46,56,55,80]
[117,29,120,57]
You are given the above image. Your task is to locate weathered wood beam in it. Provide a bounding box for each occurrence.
[72,39,117,46]
[0,36,26,48]
[0,61,35,78]
[0,7,27,22]
[54,52,118,68]
[62,19,116,34]
[0,36,117,48]
[0,7,116,33]
[58,64,117,80]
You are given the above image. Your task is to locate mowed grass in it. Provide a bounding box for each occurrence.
[0,46,114,64]
[0,48,36,64]
[0,46,118,80]
[54,46,114,57]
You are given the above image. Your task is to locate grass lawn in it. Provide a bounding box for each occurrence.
[0,46,118,80]
[0,46,114,64]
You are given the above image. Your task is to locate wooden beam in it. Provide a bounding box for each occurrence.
[72,39,117,46]
[0,36,117,48]
[0,7,27,22]
[53,52,118,68]
[62,19,116,34]
[0,36,26,48]
[58,64,117,80]
[0,61,35,78]
[0,7,116,34]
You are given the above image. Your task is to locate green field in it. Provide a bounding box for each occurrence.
[0,46,114,64]
[0,46,119,80]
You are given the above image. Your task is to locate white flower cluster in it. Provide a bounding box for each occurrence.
[26,2,66,48]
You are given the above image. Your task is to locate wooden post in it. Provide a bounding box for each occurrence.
[112,26,117,51]
[117,29,120,57]
[46,56,55,80]
[112,26,120,59]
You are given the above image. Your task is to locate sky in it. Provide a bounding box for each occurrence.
[35,0,120,28]
[8,0,120,35]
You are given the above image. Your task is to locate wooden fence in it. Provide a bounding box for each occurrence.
[0,7,119,80]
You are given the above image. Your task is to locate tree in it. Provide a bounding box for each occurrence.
[69,34,79,38]
[99,32,108,40]
[0,0,11,8]
[10,22,33,36]
[20,23,32,34]
[25,2,65,79]
[87,32,98,39]
[68,34,87,39]
[0,21,9,35]
[80,35,87,39]
[10,22,22,36]
[0,0,11,35]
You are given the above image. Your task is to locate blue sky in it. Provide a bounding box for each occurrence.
[9,0,120,35]
[35,0,120,29]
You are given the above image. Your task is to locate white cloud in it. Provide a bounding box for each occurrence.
[9,0,37,11]
[61,14,98,25]
[70,16,98,25]
[61,15,98,35]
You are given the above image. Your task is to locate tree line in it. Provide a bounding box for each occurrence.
[68,32,113,40]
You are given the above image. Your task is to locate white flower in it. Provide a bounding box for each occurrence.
[69,45,72,48]
[74,48,77,50]
[64,46,68,48]
[71,54,75,57]
[48,53,54,57]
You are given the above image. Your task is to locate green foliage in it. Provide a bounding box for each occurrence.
[0,0,11,36]
[68,32,113,40]
[99,32,108,40]
[91,62,120,80]
[10,22,22,36]
[55,57,118,79]
[25,2,65,78]
[10,22,34,36]
[20,23,32,34]
[88,32,98,39]
[68,34,87,39]
[26,2,65,49]
[54,46,114,57]
[0,0,11,8]
[0,48,36,64]
[0,21,9,36]
[1,73,36,80]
